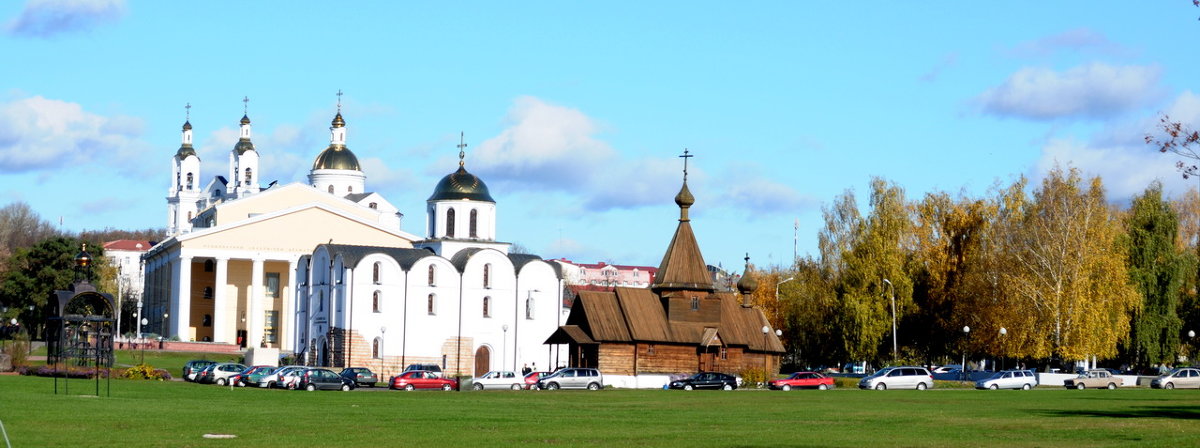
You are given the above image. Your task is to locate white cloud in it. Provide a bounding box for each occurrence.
[361,157,419,191]
[473,96,618,186]
[0,95,144,172]
[976,63,1161,120]
[5,0,125,38]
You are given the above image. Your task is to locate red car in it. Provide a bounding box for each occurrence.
[390,371,458,391]
[524,371,550,389]
[769,371,835,391]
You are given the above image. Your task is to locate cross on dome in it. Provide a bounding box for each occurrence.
[679,148,693,182]
[457,132,468,167]
[185,102,191,121]
[336,89,343,113]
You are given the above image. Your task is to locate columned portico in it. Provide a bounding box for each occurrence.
[212,257,230,343]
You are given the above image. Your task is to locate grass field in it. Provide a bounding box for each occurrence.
[1,374,1197,447]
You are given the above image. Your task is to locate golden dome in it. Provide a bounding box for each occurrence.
[240,114,251,125]
[312,144,361,171]
[331,112,345,128]
[233,138,255,154]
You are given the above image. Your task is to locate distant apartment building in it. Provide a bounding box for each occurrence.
[552,260,657,289]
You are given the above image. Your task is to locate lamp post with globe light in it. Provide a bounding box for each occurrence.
[999,327,1007,370]
[140,318,148,365]
[961,326,970,382]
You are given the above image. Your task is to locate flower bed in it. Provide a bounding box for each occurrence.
[17,364,172,381]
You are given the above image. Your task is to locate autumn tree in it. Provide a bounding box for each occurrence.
[822,178,913,362]
[0,236,115,337]
[1122,182,1184,367]
[906,190,995,362]
[989,167,1139,361]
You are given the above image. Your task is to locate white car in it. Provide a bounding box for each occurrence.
[261,365,305,388]
[858,366,933,390]
[975,369,1038,390]
[472,371,524,390]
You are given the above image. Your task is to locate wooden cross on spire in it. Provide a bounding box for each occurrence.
[336,89,343,112]
[679,148,693,182]
[457,132,468,167]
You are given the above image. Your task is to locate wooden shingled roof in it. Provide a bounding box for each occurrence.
[651,219,714,292]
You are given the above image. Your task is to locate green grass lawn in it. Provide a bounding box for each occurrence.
[1,375,1197,447]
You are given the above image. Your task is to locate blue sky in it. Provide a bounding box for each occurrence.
[2,1,1199,270]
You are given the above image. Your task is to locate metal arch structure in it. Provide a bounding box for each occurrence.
[47,280,116,396]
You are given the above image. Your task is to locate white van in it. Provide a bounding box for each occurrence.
[858,366,933,390]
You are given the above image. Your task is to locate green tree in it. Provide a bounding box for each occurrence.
[1123,182,1184,367]
[0,236,112,337]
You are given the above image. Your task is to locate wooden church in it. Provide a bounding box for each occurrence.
[544,162,784,388]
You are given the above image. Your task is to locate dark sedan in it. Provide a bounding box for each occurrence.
[669,372,738,390]
[296,368,355,391]
[340,367,380,387]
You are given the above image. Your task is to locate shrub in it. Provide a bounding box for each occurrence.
[9,332,30,368]
[121,364,172,381]
[739,367,768,387]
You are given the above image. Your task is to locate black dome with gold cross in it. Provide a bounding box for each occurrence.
[428,133,494,203]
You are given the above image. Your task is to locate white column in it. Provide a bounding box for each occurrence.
[172,256,193,340]
[212,257,230,343]
[249,258,265,348]
[283,258,298,351]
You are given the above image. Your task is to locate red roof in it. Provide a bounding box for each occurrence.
[103,240,153,252]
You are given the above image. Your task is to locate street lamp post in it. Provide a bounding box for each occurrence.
[961,326,970,382]
[999,327,1007,370]
[775,277,794,301]
[380,326,387,380]
[761,325,770,387]
[161,313,168,349]
[139,318,148,365]
[883,279,897,363]
[502,324,509,372]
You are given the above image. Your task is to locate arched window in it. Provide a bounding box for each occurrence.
[204,259,214,272]
[328,185,335,194]
[525,297,534,320]
[202,314,212,327]
[482,296,491,318]
[427,293,436,315]
[690,297,700,311]
[319,291,325,312]
[483,264,491,289]
[347,186,353,193]
[469,209,478,238]
[186,172,194,189]
[427,265,436,286]
[369,202,378,209]
[372,291,381,313]
[203,286,213,299]
[373,337,381,359]
[446,208,456,238]
[373,262,381,284]
[244,167,252,184]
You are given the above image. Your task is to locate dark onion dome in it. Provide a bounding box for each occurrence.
[183,120,192,131]
[233,138,255,154]
[737,265,758,296]
[176,143,196,159]
[240,114,251,125]
[428,166,495,203]
[312,144,360,170]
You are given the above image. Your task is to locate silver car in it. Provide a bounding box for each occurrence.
[472,370,524,390]
[858,366,933,390]
[536,368,603,390]
[975,369,1038,390]
[1151,367,1200,389]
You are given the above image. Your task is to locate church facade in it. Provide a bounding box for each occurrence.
[142,101,565,377]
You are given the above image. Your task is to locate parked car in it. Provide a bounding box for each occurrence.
[229,365,273,387]
[524,371,550,389]
[931,365,961,374]
[183,360,215,382]
[238,366,278,387]
[390,370,458,391]
[296,368,355,391]
[536,367,604,390]
[974,369,1038,390]
[858,366,933,390]
[262,365,305,388]
[279,367,309,390]
[339,367,380,387]
[1150,367,1200,389]
[472,370,524,390]
[769,371,834,391]
[669,372,738,391]
[194,363,218,384]
[403,364,443,376]
[1064,369,1122,389]
[204,362,249,386]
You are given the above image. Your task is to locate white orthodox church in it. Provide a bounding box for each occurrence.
[143,100,566,376]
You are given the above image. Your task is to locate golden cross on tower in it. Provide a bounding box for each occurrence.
[336,89,343,112]
[242,96,249,115]
[679,148,693,182]
[457,132,468,167]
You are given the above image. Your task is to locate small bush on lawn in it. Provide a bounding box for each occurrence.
[121,364,172,381]
[18,365,112,379]
[8,331,30,367]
